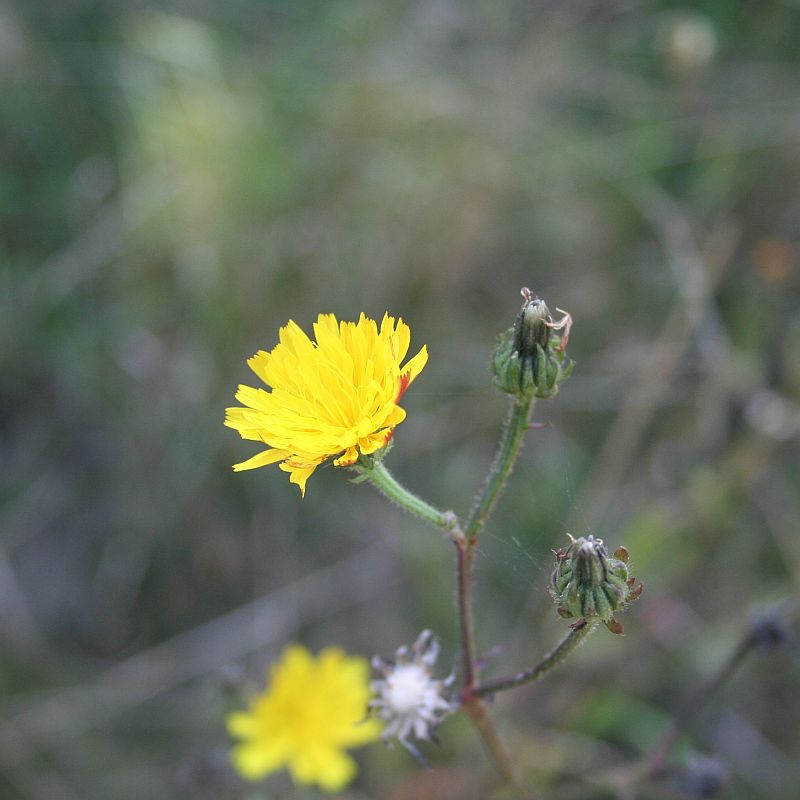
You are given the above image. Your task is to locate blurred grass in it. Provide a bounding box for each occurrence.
[1,1,800,798]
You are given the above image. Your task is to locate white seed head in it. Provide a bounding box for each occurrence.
[370,630,454,753]
[383,663,431,713]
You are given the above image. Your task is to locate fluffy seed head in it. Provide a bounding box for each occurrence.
[370,630,454,756]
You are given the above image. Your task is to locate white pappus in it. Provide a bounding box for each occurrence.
[370,630,455,762]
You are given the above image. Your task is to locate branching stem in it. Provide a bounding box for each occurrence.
[357,390,545,799]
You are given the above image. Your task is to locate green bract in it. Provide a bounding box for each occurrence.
[492,291,574,399]
[550,534,642,634]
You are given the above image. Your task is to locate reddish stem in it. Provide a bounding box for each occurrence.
[456,538,477,692]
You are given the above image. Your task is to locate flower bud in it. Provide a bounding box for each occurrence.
[492,288,574,399]
[515,294,552,356]
[550,534,642,634]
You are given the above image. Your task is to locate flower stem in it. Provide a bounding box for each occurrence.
[472,620,598,697]
[360,459,527,794]
[452,394,537,795]
[360,460,460,535]
[465,395,535,543]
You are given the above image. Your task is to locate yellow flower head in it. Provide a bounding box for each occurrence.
[225,312,428,495]
[227,645,382,792]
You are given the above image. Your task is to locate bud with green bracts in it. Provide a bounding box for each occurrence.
[492,288,574,399]
[550,534,642,634]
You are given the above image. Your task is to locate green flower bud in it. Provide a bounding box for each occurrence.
[515,295,552,356]
[550,534,642,634]
[492,288,574,399]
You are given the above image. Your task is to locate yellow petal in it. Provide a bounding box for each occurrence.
[390,317,411,362]
[226,711,259,739]
[234,384,272,412]
[281,321,319,364]
[224,407,270,440]
[230,741,287,781]
[246,350,272,385]
[341,716,383,747]
[279,461,317,496]
[232,448,288,472]
[357,429,393,455]
[333,447,359,467]
[313,750,358,793]
[277,643,313,670]
[401,344,428,386]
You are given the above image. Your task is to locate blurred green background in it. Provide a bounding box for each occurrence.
[2,1,799,798]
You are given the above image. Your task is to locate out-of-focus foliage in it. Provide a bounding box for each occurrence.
[1,1,799,798]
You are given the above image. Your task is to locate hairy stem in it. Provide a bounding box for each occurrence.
[456,538,478,689]
[360,442,541,796]
[361,460,460,536]
[454,394,537,795]
[473,620,598,697]
[465,395,535,543]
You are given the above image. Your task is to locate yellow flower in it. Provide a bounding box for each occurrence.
[225,312,428,495]
[227,645,382,792]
